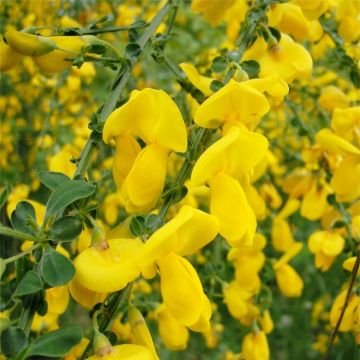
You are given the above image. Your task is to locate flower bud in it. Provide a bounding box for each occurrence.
[4,30,56,56]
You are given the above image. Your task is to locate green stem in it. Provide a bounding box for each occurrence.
[323,249,360,360]
[81,23,148,35]
[4,243,41,265]
[73,0,173,178]
[0,225,38,242]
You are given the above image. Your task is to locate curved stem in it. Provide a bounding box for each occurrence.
[322,249,360,360]
[4,243,41,264]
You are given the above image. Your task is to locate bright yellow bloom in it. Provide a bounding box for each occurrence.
[157,253,210,330]
[246,34,313,83]
[191,0,236,26]
[128,307,159,360]
[271,217,295,252]
[155,304,189,351]
[336,0,360,43]
[318,86,349,111]
[331,107,360,143]
[141,205,219,266]
[330,289,360,332]
[308,230,345,271]
[103,88,187,212]
[192,126,268,186]
[103,88,187,152]
[223,281,253,320]
[194,80,270,131]
[241,331,270,360]
[293,0,329,20]
[0,38,23,72]
[179,63,212,96]
[86,344,153,360]
[268,3,310,41]
[331,154,360,202]
[74,238,143,293]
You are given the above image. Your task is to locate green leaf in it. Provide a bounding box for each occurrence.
[45,180,96,218]
[0,187,8,209]
[1,327,27,357]
[130,215,145,236]
[227,51,242,62]
[48,216,83,242]
[125,42,142,57]
[14,270,43,297]
[27,325,83,357]
[210,79,224,92]
[41,249,75,287]
[11,201,37,235]
[350,68,360,89]
[240,60,260,78]
[144,214,164,235]
[0,258,6,278]
[212,56,227,73]
[38,171,70,191]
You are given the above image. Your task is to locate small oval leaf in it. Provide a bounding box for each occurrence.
[1,327,27,357]
[27,324,83,357]
[14,270,43,297]
[48,216,83,242]
[38,171,70,191]
[11,201,37,235]
[41,249,75,287]
[45,180,96,218]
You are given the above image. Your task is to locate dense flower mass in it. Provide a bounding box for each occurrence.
[0,0,359,359]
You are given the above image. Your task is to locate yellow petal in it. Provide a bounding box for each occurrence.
[142,205,218,264]
[112,135,141,189]
[156,304,189,351]
[103,88,187,152]
[34,36,87,73]
[271,217,295,252]
[46,286,69,314]
[86,344,154,360]
[209,173,256,247]
[125,144,168,208]
[318,86,349,111]
[331,155,360,202]
[316,128,360,156]
[191,0,236,26]
[300,182,330,220]
[257,33,313,83]
[74,238,143,293]
[191,126,268,186]
[322,232,344,256]
[68,275,107,310]
[242,331,270,360]
[188,294,212,332]
[179,63,213,96]
[0,39,23,72]
[157,253,204,327]
[275,264,303,297]
[273,242,303,269]
[194,80,270,129]
[223,281,252,320]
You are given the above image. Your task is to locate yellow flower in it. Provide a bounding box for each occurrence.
[74,238,143,293]
[0,38,23,72]
[141,205,218,266]
[85,344,153,360]
[331,154,360,202]
[246,34,313,83]
[157,253,211,330]
[271,217,295,252]
[179,63,213,96]
[293,0,329,20]
[155,304,189,351]
[300,181,332,220]
[223,281,253,320]
[103,88,187,213]
[103,88,187,152]
[241,331,270,360]
[318,86,349,111]
[33,36,93,73]
[331,107,360,143]
[336,0,360,43]
[4,30,56,56]
[268,3,310,41]
[308,230,345,271]
[128,307,159,360]
[273,243,304,297]
[191,0,236,26]
[330,289,360,332]
[194,80,270,131]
